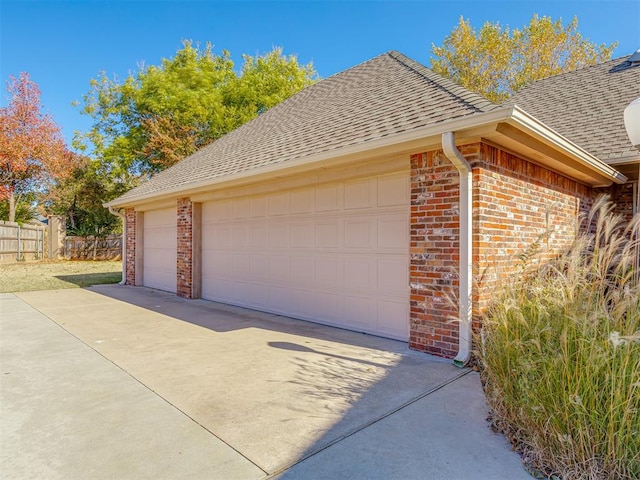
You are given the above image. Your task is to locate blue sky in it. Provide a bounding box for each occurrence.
[1,1,639,146]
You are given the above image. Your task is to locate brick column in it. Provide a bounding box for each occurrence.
[409,150,461,358]
[124,208,137,286]
[177,198,201,299]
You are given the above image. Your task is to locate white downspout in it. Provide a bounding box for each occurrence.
[108,205,127,285]
[441,132,472,367]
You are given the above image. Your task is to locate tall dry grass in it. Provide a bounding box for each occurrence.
[478,197,640,479]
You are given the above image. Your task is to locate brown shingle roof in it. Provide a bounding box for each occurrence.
[112,51,496,205]
[505,55,640,162]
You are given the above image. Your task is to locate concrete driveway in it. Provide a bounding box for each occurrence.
[1,286,530,479]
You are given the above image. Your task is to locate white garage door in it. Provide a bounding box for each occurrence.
[143,207,177,293]
[201,172,409,340]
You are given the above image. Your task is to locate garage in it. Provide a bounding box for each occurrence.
[142,207,177,293]
[201,171,409,340]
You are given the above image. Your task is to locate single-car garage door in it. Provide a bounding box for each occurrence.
[143,207,177,293]
[201,172,409,340]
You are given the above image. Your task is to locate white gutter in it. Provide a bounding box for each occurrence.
[107,205,126,285]
[442,132,472,368]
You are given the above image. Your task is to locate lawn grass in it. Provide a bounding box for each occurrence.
[0,260,122,293]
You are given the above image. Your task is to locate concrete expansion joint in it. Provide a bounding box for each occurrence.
[17,301,268,477]
[263,369,472,479]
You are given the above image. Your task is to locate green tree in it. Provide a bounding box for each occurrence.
[0,192,36,224]
[75,42,317,179]
[431,15,617,103]
[41,155,129,236]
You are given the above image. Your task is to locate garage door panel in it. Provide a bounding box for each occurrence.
[315,184,342,212]
[315,257,343,287]
[250,255,268,278]
[315,291,344,322]
[250,197,267,217]
[268,223,289,248]
[201,171,409,341]
[291,256,315,285]
[378,174,409,206]
[345,218,375,249]
[214,225,233,249]
[377,299,409,338]
[232,197,251,218]
[378,216,408,249]
[268,255,290,283]
[212,200,232,219]
[316,221,341,248]
[290,222,315,248]
[232,254,250,277]
[290,189,314,214]
[344,295,376,329]
[249,225,267,247]
[378,258,408,294]
[268,191,290,216]
[344,178,375,210]
[249,284,269,308]
[345,258,376,290]
[232,225,249,248]
[289,289,315,317]
[269,285,290,311]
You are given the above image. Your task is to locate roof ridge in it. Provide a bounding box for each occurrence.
[386,50,497,113]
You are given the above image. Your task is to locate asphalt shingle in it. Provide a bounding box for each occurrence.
[112,51,496,205]
[505,55,640,162]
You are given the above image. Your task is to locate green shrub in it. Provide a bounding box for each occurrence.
[478,197,640,480]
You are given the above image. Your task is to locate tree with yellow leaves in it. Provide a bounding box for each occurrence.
[431,15,617,103]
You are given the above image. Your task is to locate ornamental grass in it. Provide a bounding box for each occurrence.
[478,196,640,480]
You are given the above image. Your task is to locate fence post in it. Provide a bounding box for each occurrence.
[47,215,66,260]
[16,224,21,261]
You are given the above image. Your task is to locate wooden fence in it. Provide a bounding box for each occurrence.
[0,221,47,264]
[64,234,122,260]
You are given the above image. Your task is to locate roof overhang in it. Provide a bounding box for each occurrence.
[106,105,627,209]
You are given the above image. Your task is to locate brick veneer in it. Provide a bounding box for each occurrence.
[124,208,136,286]
[177,198,194,298]
[409,142,596,357]
[472,143,595,319]
[602,181,637,224]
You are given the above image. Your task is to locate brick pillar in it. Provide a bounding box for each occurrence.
[177,198,201,299]
[124,208,137,286]
[409,150,461,358]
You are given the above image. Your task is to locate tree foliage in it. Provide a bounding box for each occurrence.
[0,73,71,222]
[42,155,129,236]
[431,15,617,103]
[75,42,318,179]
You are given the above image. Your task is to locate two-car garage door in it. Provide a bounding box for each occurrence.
[200,172,409,340]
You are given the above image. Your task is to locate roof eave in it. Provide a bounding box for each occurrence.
[105,106,627,208]
[505,106,628,186]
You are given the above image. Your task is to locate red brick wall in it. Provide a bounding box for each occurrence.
[602,181,637,224]
[409,142,595,358]
[410,148,472,357]
[177,198,194,298]
[125,208,136,286]
[473,143,594,317]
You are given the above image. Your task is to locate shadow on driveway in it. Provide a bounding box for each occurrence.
[9,285,528,479]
